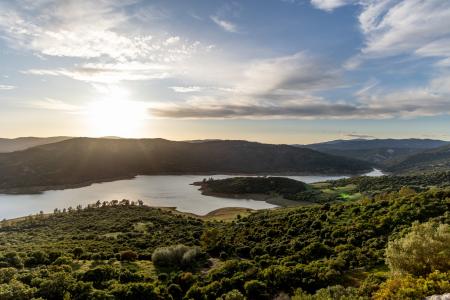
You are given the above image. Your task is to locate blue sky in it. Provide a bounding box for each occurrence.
[0,0,449,143]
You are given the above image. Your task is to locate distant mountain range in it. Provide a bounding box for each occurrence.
[0,138,371,193]
[302,138,450,171]
[386,144,450,174]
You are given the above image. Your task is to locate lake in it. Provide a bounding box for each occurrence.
[0,169,384,220]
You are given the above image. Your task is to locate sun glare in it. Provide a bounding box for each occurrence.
[86,98,147,138]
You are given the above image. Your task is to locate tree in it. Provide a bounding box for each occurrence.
[386,221,450,276]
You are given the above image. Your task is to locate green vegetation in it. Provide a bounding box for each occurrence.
[329,171,450,193]
[0,182,449,299]
[196,176,371,205]
[386,222,450,276]
[386,144,450,174]
[195,177,321,204]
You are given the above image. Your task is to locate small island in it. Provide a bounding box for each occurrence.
[193,176,322,206]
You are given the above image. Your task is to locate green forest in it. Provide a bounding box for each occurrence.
[0,173,449,299]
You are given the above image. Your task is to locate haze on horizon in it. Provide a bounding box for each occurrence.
[0,0,449,144]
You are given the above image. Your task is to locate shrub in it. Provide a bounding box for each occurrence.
[52,256,72,266]
[110,282,159,300]
[0,268,16,284]
[152,245,206,270]
[1,252,23,269]
[386,221,450,276]
[24,251,48,268]
[292,286,365,300]
[119,250,138,262]
[82,265,118,288]
[244,280,269,299]
[373,271,450,300]
[168,283,183,300]
[0,279,36,300]
[220,289,245,300]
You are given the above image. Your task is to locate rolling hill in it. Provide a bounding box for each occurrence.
[387,144,450,174]
[0,138,372,193]
[0,136,72,153]
[303,138,449,168]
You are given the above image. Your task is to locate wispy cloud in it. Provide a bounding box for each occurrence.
[23,62,171,83]
[31,98,81,112]
[0,85,15,90]
[0,0,205,84]
[345,133,376,139]
[170,86,204,93]
[210,16,239,33]
[310,0,357,11]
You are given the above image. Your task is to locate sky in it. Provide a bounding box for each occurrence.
[0,0,449,144]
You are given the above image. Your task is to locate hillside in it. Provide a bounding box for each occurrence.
[0,186,449,299]
[0,138,371,193]
[0,136,71,153]
[387,144,450,174]
[303,138,449,168]
[194,177,319,205]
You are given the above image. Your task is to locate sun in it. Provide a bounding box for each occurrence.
[86,98,147,138]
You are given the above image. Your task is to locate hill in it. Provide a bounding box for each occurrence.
[387,144,450,174]
[0,136,71,153]
[0,138,372,193]
[303,138,449,168]
[194,177,319,206]
[0,186,449,299]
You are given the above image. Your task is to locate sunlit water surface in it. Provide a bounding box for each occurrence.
[0,170,383,219]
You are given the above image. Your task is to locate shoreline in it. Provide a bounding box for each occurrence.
[192,181,316,207]
[0,170,376,195]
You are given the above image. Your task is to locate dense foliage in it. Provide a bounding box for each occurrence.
[0,186,449,299]
[330,171,450,193]
[196,177,319,202]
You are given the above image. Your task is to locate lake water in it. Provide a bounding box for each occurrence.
[0,169,383,219]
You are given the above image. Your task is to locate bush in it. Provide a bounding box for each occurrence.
[292,286,366,300]
[168,283,183,300]
[110,282,159,300]
[24,250,48,268]
[386,221,450,276]
[52,256,72,266]
[244,280,269,299]
[373,271,450,300]
[119,250,138,262]
[152,245,206,270]
[0,279,36,300]
[0,268,16,284]
[220,289,245,300]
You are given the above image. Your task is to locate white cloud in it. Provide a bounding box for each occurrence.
[310,0,357,11]
[210,16,238,33]
[359,0,450,60]
[24,62,171,83]
[170,86,204,93]
[31,98,81,111]
[0,0,204,84]
[238,52,342,95]
[0,85,15,90]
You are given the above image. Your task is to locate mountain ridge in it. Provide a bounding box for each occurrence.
[0,137,372,193]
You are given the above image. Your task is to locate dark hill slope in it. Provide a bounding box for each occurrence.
[387,144,450,174]
[0,136,71,153]
[304,138,449,167]
[0,138,371,192]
